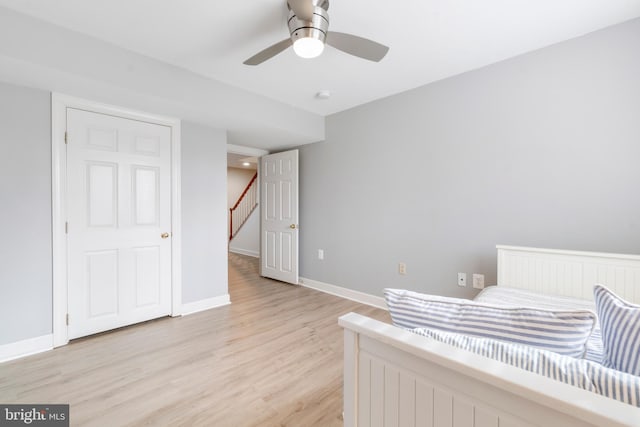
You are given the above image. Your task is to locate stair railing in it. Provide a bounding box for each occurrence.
[229,172,258,241]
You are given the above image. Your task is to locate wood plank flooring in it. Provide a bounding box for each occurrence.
[0,253,389,426]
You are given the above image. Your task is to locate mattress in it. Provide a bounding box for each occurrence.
[474,286,603,363]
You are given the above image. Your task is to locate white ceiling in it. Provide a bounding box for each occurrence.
[227,152,258,170]
[1,0,639,141]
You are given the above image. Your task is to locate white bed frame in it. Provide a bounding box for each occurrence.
[340,245,640,427]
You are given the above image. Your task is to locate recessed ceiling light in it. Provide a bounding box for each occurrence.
[315,90,331,100]
[242,162,251,167]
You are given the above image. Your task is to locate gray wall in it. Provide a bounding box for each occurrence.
[181,122,229,303]
[298,18,640,300]
[0,82,52,345]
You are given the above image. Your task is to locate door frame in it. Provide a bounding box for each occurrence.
[51,93,182,347]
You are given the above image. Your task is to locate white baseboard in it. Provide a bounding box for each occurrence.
[0,334,53,363]
[299,277,387,310]
[228,247,259,258]
[181,294,231,316]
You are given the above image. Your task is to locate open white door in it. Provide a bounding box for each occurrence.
[260,150,299,284]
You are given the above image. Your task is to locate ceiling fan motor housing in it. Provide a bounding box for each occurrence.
[288,5,329,45]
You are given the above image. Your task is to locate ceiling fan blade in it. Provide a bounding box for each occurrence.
[243,38,293,66]
[288,0,314,21]
[326,31,389,62]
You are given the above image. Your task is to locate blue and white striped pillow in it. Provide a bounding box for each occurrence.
[594,284,640,375]
[384,288,597,358]
[411,327,640,407]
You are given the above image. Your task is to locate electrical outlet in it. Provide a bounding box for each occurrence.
[318,249,324,260]
[398,262,407,275]
[473,274,485,289]
[458,273,467,287]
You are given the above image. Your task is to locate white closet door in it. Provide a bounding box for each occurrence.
[260,150,299,284]
[66,108,172,339]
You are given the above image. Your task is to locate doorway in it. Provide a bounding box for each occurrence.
[225,146,300,286]
[226,145,266,258]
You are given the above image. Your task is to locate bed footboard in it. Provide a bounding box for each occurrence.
[339,312,640,427]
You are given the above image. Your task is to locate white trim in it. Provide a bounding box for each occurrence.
[170,120,182,317]
[51,94,68,348]
[0,335,53,363]
[181,294,231,316]
[228,248,260,258]
[51,93,182,347]
[496,244,640,261]
[299,277,387,310]
[226,143,269,157]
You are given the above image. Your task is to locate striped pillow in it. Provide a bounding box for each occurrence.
[384,288,596,358]
[412,327,640,407]
[594,284,640,375]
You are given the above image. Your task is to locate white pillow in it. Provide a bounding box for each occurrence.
[384,288,597,358]
[594,284,640,375]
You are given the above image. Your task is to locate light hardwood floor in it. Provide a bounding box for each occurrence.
[0,253,389,426]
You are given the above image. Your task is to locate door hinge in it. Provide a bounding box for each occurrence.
[65,222,68,234]
[66,313,69,325]
[64,131,68,144]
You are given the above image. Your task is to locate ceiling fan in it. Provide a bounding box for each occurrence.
[243,0,389,66]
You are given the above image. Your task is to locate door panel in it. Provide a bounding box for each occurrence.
[281,181,292,219]
[264,181,277,220]
[67,108,172,339]
[87,128,117,151]
[265,231,277,269]
[133,166,160,225]
[281,233,293,272]
[134,135,161,156]
[260,150,299,284]
[134,246,161,307]
[87,162,118,227]
[86,250,119,317]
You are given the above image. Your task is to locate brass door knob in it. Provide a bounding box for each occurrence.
[161,232,170,239]
[290,224,297,229]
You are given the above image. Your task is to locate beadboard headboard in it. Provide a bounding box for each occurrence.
[496,245,640,304]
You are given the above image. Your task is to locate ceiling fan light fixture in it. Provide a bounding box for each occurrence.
[243,1,389,66]
[293,37,325,59]
[288,5,329,59]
